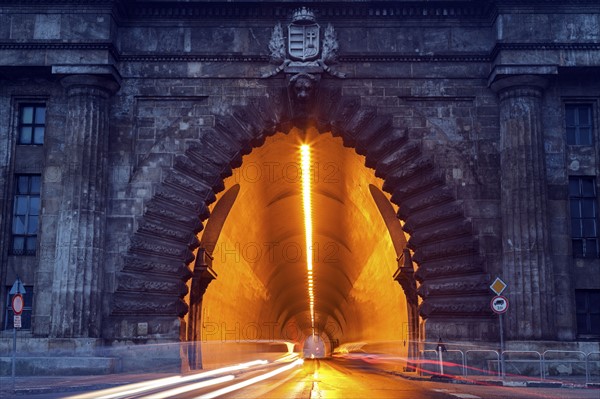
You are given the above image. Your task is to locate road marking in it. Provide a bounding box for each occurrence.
[432,389,480,399]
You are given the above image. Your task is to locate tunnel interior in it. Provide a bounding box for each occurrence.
[303,334,326,359]
[185,128,412,367]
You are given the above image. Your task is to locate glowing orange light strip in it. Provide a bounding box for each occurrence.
[300,144,315,333]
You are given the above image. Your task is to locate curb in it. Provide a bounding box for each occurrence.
[1,382,129,396]
[389,371,600,390]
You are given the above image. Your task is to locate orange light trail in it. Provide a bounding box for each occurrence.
[300,144,315,334]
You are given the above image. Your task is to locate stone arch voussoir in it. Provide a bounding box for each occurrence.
[107,90,492,340]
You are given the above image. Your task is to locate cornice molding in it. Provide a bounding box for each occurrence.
[340,54,489,63]
[1,42,599,65]
[124,1,495,21]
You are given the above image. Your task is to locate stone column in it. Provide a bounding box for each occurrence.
[491,75,556,340]
[50,75,119,338]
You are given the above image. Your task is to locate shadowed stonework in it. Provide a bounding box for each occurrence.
[0,0,599,374]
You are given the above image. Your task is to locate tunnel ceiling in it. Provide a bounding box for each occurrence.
[203,128,403,338]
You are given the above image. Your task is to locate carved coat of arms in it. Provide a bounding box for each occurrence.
[288,18,320,61]
[262,7,344,79]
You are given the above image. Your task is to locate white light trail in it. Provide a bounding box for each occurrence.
[140,375,235,399]
[64,360,268,399]
[196,359,304,399]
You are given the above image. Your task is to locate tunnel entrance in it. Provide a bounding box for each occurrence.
[303,335,326,359]
[108,90,494,372]
[188,129,410,369]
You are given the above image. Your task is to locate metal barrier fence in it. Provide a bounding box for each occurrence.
[419,349,465,376]
[418,348,599,385]
[465,350,500,377]
[501,350,542,379]
[542,350,586,380]
[586,352,600,385]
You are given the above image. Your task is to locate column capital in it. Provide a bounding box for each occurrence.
[61,74,120,97]
[490,74,549,96]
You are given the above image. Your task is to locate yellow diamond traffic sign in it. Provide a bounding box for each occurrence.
[490,277,507,295]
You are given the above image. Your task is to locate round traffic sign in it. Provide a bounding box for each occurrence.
[11,293,24,315]
[491,295,508,314]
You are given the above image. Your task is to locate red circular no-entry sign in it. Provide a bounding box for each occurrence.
[491,295,508,314]
[11,293,24,315]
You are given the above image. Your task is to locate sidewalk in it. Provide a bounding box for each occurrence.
[388,369,600,389]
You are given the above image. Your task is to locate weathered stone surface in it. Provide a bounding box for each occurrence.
[122,256,193,281]
[403,202,464,233]
[0,1,598,375]
[417,274,490,298]
[415,256,485,281]
[419,295,491,318]
[493,76,557,340]
[117,272,188,296]
[412,236,478,264]
[363,128,408,169]
[375,142,422,179]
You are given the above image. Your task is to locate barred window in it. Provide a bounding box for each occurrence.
[18,104,45,145]
[11,175,41,256]
[569,176,599,258]
[565,104,593,146]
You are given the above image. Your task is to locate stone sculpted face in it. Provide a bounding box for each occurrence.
[292,75,314,103]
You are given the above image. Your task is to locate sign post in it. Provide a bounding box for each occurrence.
[490,277,508,378]
[9,278,26,390]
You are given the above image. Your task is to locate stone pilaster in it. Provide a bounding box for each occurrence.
[50,75,119,338]
[491,75,556,340]
[187,248,217,370]
[393,249,418,367]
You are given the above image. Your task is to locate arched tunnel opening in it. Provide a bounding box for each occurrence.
[183,128,416,370]
[303,334,326,359]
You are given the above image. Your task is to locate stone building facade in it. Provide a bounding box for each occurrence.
[0,0,599,372]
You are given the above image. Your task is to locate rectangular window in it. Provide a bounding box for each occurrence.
[11,175,41,256]
[18,104,46,145]
[576,290,600,337]
[569,176,599,258]
[565,104,593,145]
[3,286,33,330]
